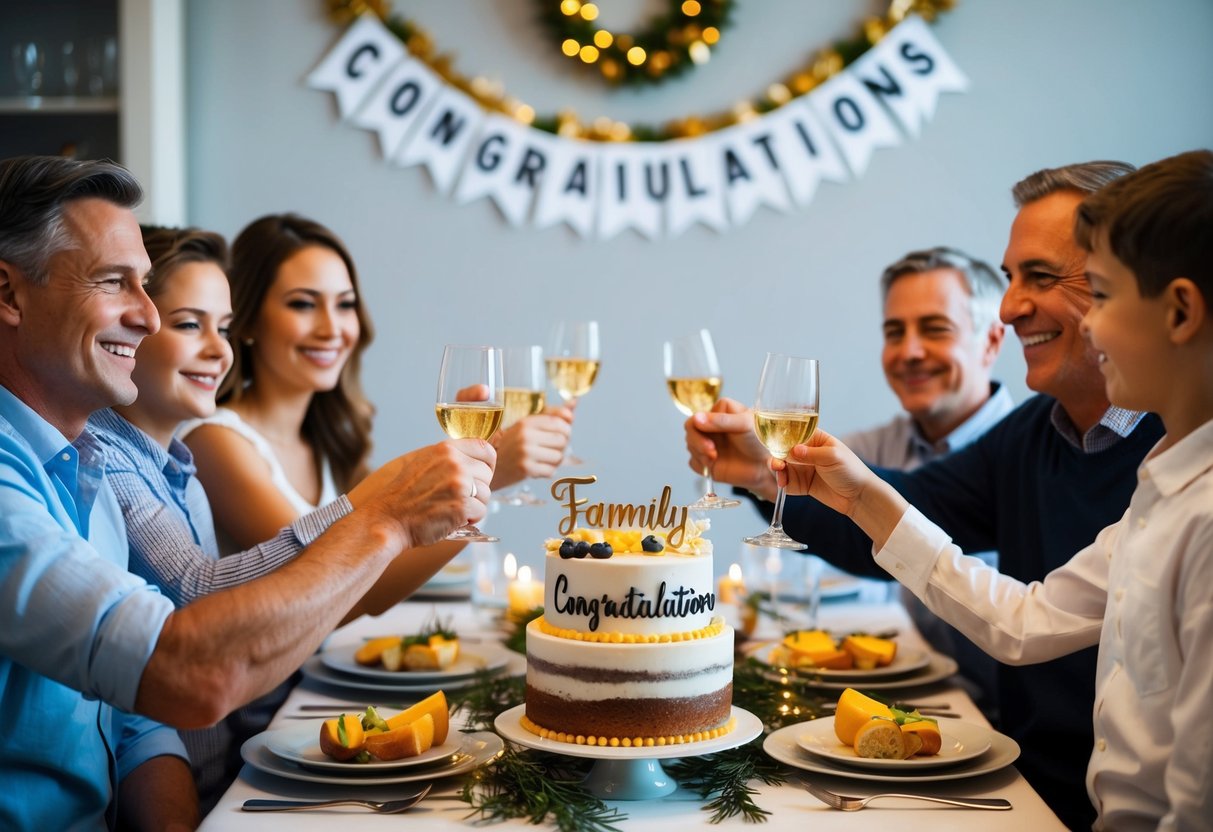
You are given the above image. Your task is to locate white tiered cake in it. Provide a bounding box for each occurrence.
[523,524,735,746]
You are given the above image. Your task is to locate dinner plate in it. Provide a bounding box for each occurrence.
[240,729,504,786]
[760,643,930,680]
[763,720,1020,783]
[793,652,959,692]
[320,641,512,682]
[794,716,991,770]
[494,704,763,760]
[300,653,522,694]
[265,719,464,771]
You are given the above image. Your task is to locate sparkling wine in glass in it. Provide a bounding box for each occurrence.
[546,320,599,465]
[742,353,818,551]
[435,344,504,542]
[664,329,740,510]
[495,345,548,507]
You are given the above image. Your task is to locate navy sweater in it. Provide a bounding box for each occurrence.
[758,394,1165,830]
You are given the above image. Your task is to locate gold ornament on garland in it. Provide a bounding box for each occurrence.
[537,0,733,87]
[324,0,957,141]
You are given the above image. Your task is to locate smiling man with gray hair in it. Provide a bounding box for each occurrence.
[686,160,1164,828]
[0,155,495,829]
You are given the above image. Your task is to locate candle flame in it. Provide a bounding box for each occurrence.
[504,553,517,579]
[518,564,532,583]
[728,563,743,582]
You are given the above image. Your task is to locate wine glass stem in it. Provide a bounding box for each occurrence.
[702,465,718,499]
[770,484,789,533]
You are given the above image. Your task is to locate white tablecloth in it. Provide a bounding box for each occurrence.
[201,596,1066,831]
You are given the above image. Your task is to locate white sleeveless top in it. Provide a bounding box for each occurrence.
[180,408,339,552]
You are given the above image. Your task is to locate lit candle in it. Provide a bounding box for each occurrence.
[507,564,545,619]
[718,562,746,604]
[503,552,518,581]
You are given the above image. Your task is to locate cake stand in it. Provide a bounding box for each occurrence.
[494,704,763,800]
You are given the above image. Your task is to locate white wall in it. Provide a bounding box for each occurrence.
[184,0,1213,570]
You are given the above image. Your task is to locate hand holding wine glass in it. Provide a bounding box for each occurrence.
[547,320,599,465]
[435,345,504,541]
[742,353,819,550]
[664,330,740,510]
[494,345,549,506]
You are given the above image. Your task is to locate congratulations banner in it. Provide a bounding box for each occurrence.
[308,14,968,240]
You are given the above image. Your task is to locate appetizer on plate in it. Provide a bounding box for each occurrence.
[318,691,450,762]
[833,687,941,760]
[355,624,461,672]
[769,630,898,671]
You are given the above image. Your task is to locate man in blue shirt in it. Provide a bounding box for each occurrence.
[0,156,497,829]
[839,246,1013,715]
[686,161,1157,829]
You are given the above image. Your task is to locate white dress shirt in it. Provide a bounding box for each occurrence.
[874,417,1213,832]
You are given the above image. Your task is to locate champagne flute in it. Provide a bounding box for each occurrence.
[494,345,547,507]
[546,320,599,465]
[664,329,740,510]
[742,353,818,551]
[435,344,504,542]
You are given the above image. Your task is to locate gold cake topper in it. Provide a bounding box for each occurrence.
[551,475,690,547]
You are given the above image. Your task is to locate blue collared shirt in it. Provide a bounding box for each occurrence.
[843,382,1017,470]
[0,385,183,829]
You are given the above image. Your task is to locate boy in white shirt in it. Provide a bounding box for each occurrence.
[776,148,1213,831]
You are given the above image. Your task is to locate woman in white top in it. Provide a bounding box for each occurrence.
[184,215,571,593]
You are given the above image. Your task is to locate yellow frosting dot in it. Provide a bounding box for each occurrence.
[609,737,620,747]
[621,738,632,747]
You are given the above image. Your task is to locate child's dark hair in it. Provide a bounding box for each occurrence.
[1074,149,1212,303]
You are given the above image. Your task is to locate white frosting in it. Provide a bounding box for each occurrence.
[526,620,733,702]
[542,552,717,635]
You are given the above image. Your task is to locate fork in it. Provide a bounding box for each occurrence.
[800,779,1010,811]
[242,783,432,813]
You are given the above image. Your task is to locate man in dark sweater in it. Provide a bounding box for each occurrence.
[686,161,1162,830]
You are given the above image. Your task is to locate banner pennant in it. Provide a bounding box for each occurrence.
[306,14,405,121]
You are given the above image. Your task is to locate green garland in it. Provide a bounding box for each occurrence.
[326,0,959,142]
[535,0,734,87]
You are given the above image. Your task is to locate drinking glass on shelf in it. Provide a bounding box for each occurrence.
[435,344,504,542]
[664,329,740,510]
[494,345,547,507]
[12,41,45,98]
[546,320,599,466]
[742,353,819,551]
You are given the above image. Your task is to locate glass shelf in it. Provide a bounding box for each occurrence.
[0,96,120,114]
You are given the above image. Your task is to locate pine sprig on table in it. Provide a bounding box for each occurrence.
[732,656,828,732]
[459,745,627,832]
[448,670,526,731]
[665,741,786,823]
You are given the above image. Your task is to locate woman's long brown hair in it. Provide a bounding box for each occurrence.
[220,214,375,491]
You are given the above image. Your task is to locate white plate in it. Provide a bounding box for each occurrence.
[321,641,511,682]
[763,720,1020,783]
[794,716,991,770]
[793,652,960,692]
[760,643,930,680]
[240,730,503,786]
[265,719,464,771]
[494,704,763,760]
[300,653,523,694]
